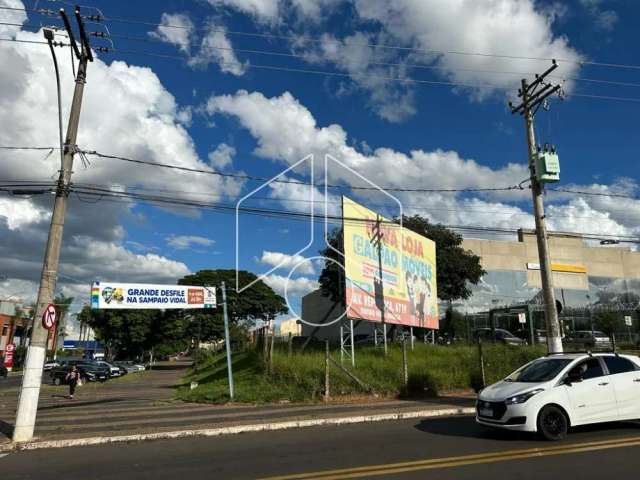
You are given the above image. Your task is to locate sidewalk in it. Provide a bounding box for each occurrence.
[0,362,476,450]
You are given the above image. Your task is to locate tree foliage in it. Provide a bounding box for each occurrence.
[177,269,288,343]
[318,215,485,304]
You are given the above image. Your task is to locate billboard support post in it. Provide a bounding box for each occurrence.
[221,281,234,401]
[402,336,408,387]
[350,318,355,368]
[410,327,414,351]
[324,340,330,403]
[340,324,344,364]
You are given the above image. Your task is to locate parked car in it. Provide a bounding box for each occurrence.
[115,361,146,373]
[93,360,123,378]
[43,360,60,371]
[477,352,640,440]
[515,329,547,345]
[564,330,612,351]
[50,362,109,385]
[473,328,526,346]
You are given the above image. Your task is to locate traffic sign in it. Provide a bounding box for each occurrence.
[3,343,15,369]
[625,315,633,327]
[518,312,526,324]
[42,304,56,330]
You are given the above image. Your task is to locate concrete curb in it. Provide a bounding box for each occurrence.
[1,406,476,452]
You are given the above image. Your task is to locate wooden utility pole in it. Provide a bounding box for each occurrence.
[510,61,564,354]
[13,7,93,443]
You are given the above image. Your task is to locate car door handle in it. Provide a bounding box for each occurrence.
[634,379,640,383]
[598,382,609,386]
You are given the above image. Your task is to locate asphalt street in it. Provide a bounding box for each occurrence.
[1,415,640,479]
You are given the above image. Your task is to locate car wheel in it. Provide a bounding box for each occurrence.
[537,405,568,441]
[53,377,62,386]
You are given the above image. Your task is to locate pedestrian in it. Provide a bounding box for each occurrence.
[65,365,81,399]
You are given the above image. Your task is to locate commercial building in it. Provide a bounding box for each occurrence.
[300,230,640,341]
[458,230,640,313]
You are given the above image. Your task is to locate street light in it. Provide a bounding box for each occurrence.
[43,28,65,170]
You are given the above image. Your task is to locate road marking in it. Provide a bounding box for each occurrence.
[260,435,640,480]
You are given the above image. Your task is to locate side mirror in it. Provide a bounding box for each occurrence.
[567,369,584,384]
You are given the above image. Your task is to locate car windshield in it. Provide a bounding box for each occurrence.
[505,358,572,382]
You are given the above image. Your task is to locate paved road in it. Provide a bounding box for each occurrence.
[1,415,639,479]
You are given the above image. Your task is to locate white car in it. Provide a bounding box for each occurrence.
[94,361,121,377]
[476,353,640,440]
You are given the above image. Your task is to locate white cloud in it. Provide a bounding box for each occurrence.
[205,90,528,195]
[0,197,48,230]
[208,142,236,168]
[166,235,216,250]
[580,0,618,31]
[149,13,194,54]
[299,32,416,122]
[352,0,583,99]
[0,11,236,305]
[263,274,318,296]
[259,250,315,274]
[208,0,280,22]
[206,88,640,242]
[189,22,247,76]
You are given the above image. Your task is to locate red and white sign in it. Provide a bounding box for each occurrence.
[42,304,57,330]
[4,343,15,369]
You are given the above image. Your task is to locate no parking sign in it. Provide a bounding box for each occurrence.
[42,304,56,331]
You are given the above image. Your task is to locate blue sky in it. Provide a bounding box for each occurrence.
[1,0,639,321]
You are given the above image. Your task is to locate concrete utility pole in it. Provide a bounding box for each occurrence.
[13,8,93,443]
[221,282,234,401]
[510,61,563,354]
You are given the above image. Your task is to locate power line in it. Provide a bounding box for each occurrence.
[83,10,640,71]
[3,146,638,199]
[83,31,640,90]
[5,4,640,71]
[67,183,640,244]
[80,149,525,194]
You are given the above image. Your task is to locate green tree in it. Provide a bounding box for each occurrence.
[177,269,288,343]
[318,215,485,304]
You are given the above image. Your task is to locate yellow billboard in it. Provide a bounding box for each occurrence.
[342,196,438,329]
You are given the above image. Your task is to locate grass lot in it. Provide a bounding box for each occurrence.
[176,343,546,404]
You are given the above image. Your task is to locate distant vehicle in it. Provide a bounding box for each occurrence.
[564,330,612,351]
[473,328,526,346]
[93,360,122,377]
[477,353,640,440]
[43,360,60,371]
[50,362,109,385]
[515,329,547,345]
[115,361,145,373]
[353,334,376,346]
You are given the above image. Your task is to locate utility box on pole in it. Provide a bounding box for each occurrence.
[535,149,560,183]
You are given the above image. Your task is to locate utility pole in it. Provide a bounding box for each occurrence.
[221,282,234,401]
[13,7,93,443]
[371,215,387,355]
[510,61,564,354]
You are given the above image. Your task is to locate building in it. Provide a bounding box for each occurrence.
[0,300,31,354]
[278,318,302,337]
[459,229,640,313]
[300,230,640,341]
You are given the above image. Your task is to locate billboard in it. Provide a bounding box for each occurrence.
[342,197,438,329]
[91,282,216,309]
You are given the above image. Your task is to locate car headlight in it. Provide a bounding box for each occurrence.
[504,388,544,405]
